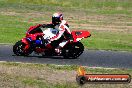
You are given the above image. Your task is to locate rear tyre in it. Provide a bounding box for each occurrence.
[13,41,32,56]
[63,42,84,59]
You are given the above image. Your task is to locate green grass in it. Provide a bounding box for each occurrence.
[0,0,131,16]
[1,62,132,75]
[13,0,132,15]
[0,62,132,88]
[0,73,78,88]
[5,0,132,9]
[0,14,33,43]
[0,1,132,52]
[1,62,79,70]
[82,31,132,51]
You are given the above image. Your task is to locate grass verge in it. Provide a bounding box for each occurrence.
[0,62,132,88]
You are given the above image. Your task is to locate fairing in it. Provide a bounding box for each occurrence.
[71,30,91,42]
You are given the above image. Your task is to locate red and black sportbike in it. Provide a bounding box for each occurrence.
[13,24,91,59]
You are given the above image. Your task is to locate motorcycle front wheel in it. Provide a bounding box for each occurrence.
[63,42,84,59]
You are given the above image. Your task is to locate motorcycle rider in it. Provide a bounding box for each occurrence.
[28,12,73,55]
[43,12,73,54]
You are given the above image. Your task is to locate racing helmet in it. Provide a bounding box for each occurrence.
[52,12,63,25]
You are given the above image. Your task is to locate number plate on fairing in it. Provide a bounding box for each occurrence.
[43,28,58,39]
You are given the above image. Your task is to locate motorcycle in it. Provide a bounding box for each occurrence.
[13,24,91,59]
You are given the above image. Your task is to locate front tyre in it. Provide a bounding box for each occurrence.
[13,41,32,56]
[63,42,84,59]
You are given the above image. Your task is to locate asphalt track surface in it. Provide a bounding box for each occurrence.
[0,45,132,68]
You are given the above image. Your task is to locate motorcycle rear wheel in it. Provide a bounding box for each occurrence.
[13,41,32,56]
